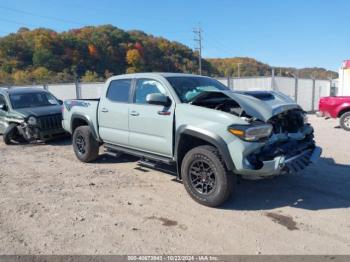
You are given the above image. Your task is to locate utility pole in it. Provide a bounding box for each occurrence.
[237,63,242,77]
[193,25,203,75]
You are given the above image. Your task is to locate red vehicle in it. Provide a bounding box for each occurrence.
[318,96,350,131]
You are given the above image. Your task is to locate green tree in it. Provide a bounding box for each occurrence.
[32,67,53,83]
[81,70,100,82]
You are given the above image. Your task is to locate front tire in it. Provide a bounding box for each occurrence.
[340,112,350,131]
[72,126,100,162]
[3,123,18,145]
[181,145,235,207]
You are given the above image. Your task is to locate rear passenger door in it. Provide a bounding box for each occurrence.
[98,79,132,146]
[128,78,175,157]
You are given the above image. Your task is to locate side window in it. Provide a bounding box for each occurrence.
[106,79,132,103]
[134,79,167,104]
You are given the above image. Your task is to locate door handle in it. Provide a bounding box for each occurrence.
[130,111,140,116]
[158,110,171,116]
[101,108,109,113]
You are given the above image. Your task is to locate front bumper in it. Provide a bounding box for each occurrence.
[36,128,67,141]
[229,124,321,178]
[18,124,67,142]
[237,146,321,178]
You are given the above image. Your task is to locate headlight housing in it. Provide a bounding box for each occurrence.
[27,116,37,126]
[228,124,273,142]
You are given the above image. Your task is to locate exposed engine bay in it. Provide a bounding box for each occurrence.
[191,92,247,117]
[268,109,305,134]
[190,90,307,134]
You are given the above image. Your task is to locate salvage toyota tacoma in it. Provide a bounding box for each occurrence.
[62,73,322,207]
[0,87,66,144]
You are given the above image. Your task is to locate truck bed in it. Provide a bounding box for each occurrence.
[61,99,100,137]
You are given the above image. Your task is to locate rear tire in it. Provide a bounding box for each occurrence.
[72,126,99,162]
[340,112,350,131]
[181,145,235,207]
[3,123,18,145]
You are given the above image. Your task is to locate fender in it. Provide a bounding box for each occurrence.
[175,125,235,172]
[336,103,350,117]
[70,113,100,142]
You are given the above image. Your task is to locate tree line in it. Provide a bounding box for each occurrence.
[0,25,337,85]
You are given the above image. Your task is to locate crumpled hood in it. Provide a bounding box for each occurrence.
[15,105,62,118]
[220,90,301,121]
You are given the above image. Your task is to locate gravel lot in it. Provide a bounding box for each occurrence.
[0,115,349,255]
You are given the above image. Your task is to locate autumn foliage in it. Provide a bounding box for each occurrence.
[0,25,210,85]
[0,25,336,85]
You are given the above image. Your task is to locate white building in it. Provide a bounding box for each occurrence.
[338,60,350,96]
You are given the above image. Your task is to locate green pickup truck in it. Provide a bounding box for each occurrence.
[0,87,66,144]
[62,73,321,207]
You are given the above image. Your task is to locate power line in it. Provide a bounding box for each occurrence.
[193,25,203,75]
[0,17,36,27]
[0,5,84,26]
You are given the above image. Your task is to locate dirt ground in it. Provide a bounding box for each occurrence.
[0,115,349,255]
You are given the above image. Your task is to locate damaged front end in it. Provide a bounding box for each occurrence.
[15,114,66,142]
[243,109,321,178]
[191,90,322,178]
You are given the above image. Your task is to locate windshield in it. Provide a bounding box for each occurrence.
[166,76,229,103]
[10,92,59,109]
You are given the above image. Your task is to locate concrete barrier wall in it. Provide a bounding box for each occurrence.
[47,83,77,100]
[232,77,272,91]
[80,82,104,99]
[274,77,296,99]
[2,76,333,112]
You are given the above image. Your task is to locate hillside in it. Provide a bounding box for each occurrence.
[0,25,214,85]
[207,57,338,79]
[0,25,337,85]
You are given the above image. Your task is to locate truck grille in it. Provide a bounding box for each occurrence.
[38,114,63,130]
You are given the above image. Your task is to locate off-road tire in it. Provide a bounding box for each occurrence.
[3,123,18,145]
[73,126,99,162]
[340,112,350,131]
[181,145,235,207]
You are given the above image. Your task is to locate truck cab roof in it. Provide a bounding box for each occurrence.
[107,72,211,81]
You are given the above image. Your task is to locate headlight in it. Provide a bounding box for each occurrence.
[27,116,37,126]
[228,124,273,142]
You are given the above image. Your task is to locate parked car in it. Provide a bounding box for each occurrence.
[0,87,66,144]
[318,96,350,131]
[62,73,321,207]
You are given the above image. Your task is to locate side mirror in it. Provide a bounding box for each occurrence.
[0,104,7,111]
[146,93,171,107]
[58,99,63,105]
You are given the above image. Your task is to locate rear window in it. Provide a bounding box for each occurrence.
[106,79,132,103]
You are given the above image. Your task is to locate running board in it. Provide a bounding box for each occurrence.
[104,143,175,165]
[137,159,179,178]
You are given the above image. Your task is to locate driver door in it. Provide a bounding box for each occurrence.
[128,78,175,157]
